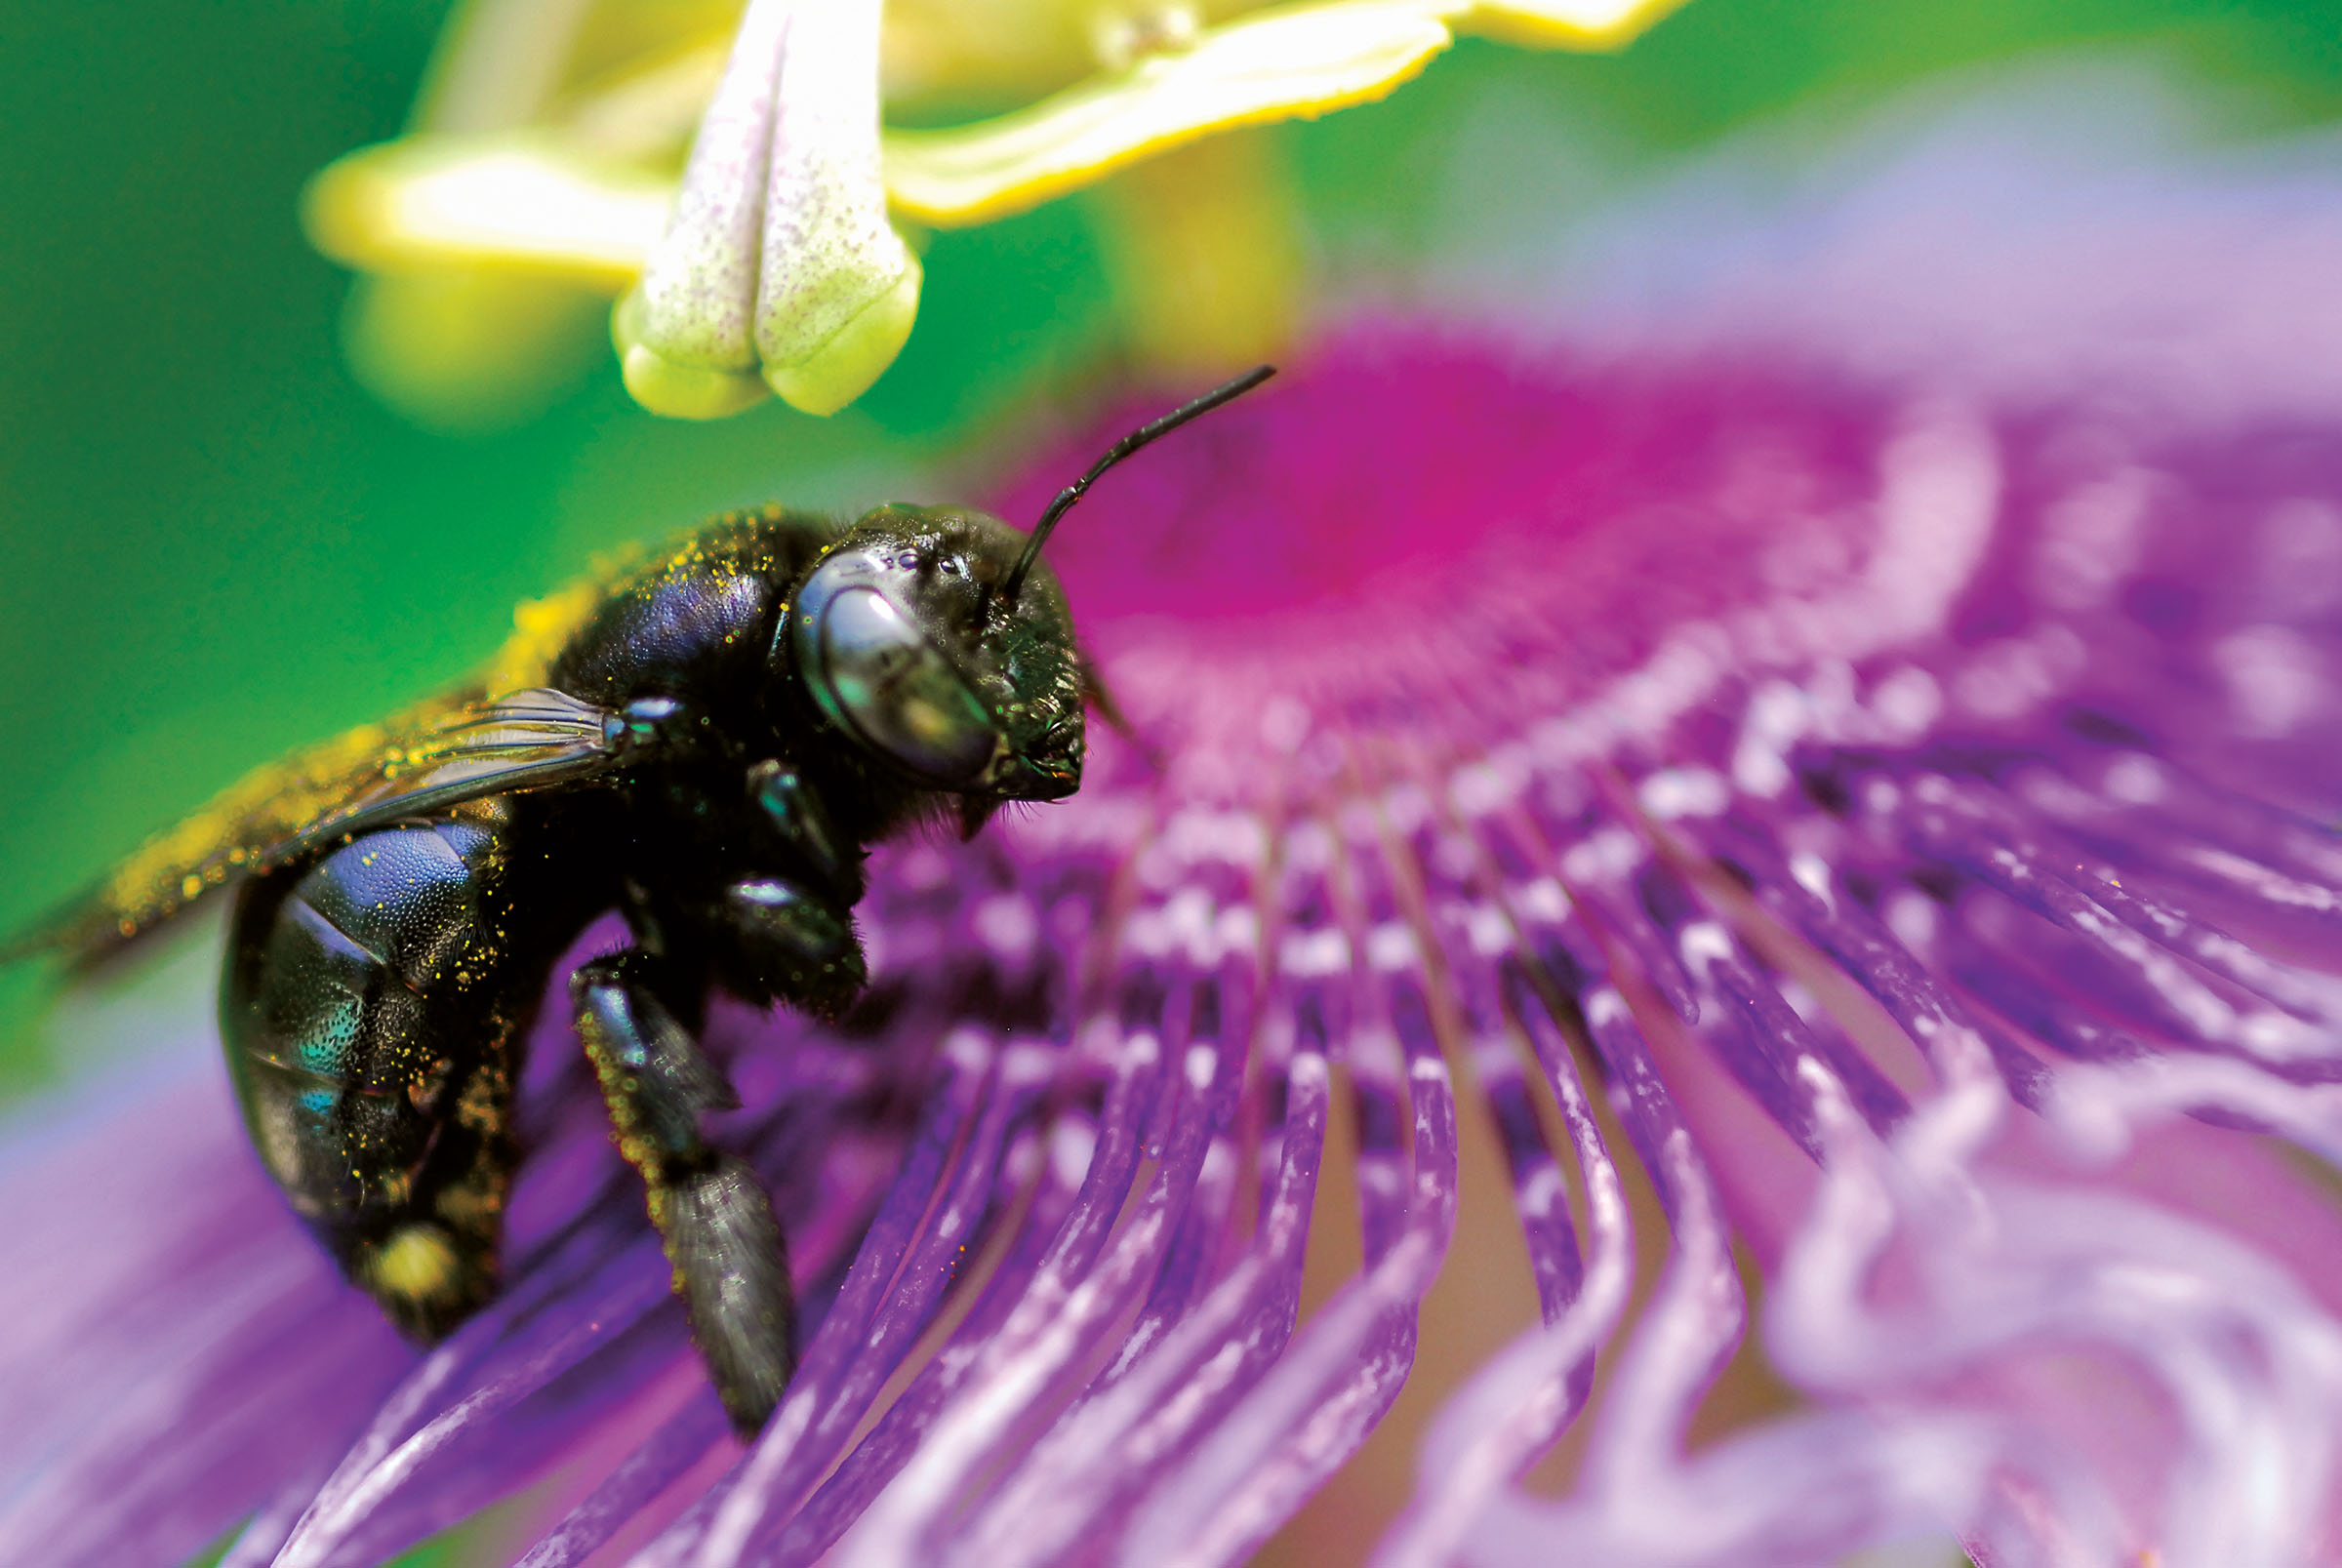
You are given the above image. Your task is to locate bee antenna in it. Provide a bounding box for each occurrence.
[999,365,1276,604]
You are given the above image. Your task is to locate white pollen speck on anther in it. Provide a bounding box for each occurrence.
[1186,1044,1216,1092]
[1789,851,1836,908]
[2214,623,2327,738]
[1884,889,1939,952]
[1367,921,1418,972]
[1449,757,1522,817]
[1282,819,1334,874]
[1161,887,1216,959]
[1733,679,1813,797]
[1466,903,1514,958]
[1123,905,1174,959]
[1870,664,1943,739]
[1639,767,1731,820]
[944,1026,993,1073]
[1520,1163,1565,1219]
[1259,698,1310,751]
[971,894,1036,959]
[1678,920,1734,970]
[2103,753,2164,805]
[1380,781,1433,834]
[1280,926,1352,979]
[1122,1030,1161,1071]
[1865,400,2001,642]
[1560,826,1642,885]
[2257,497,2342,617]
[1512,876,1571,925]
[2033,464,2152,611]
[1049,1116,1098,1188]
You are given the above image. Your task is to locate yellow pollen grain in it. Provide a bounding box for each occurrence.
[436,1184,500,1226]
[368,1225,459,1301]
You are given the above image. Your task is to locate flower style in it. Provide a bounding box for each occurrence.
[20,94,2342,1568]
[303,0,1685,422]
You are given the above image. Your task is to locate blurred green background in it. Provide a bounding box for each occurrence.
[8,0,2342,1098]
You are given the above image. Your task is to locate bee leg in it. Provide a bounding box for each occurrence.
[747,760,859,901]
[956,794,1000,842]
[718,875,867,1020]
[572,950,794,1437]
[1081,654,1164,774]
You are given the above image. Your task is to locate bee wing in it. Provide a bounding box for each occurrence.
[6,687,622,970]
[267,687,620,864]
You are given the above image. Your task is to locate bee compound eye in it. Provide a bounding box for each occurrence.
[815,586,1001,785]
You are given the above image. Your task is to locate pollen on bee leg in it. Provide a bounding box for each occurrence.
[433,1180,502,1228]
[363,1223,462,1304]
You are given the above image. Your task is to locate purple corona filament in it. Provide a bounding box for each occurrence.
[16,194,2342,1568]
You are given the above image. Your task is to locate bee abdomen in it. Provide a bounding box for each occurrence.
[228,822,501,1094]
[222,818,524,1338]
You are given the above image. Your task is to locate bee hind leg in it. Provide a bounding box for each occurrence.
[572,950,795,1436]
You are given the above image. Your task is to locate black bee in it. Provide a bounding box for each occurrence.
[4,368,1273,1436]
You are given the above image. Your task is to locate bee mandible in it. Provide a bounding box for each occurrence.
[5,367,1275,1435]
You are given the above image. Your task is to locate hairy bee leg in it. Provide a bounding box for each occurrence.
[747,760,858,900]
[572,950,795,1436]
[718,876,866,1019]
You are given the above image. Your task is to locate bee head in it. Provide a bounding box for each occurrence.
[785,507,1085,803]
[783,367,1275,813]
